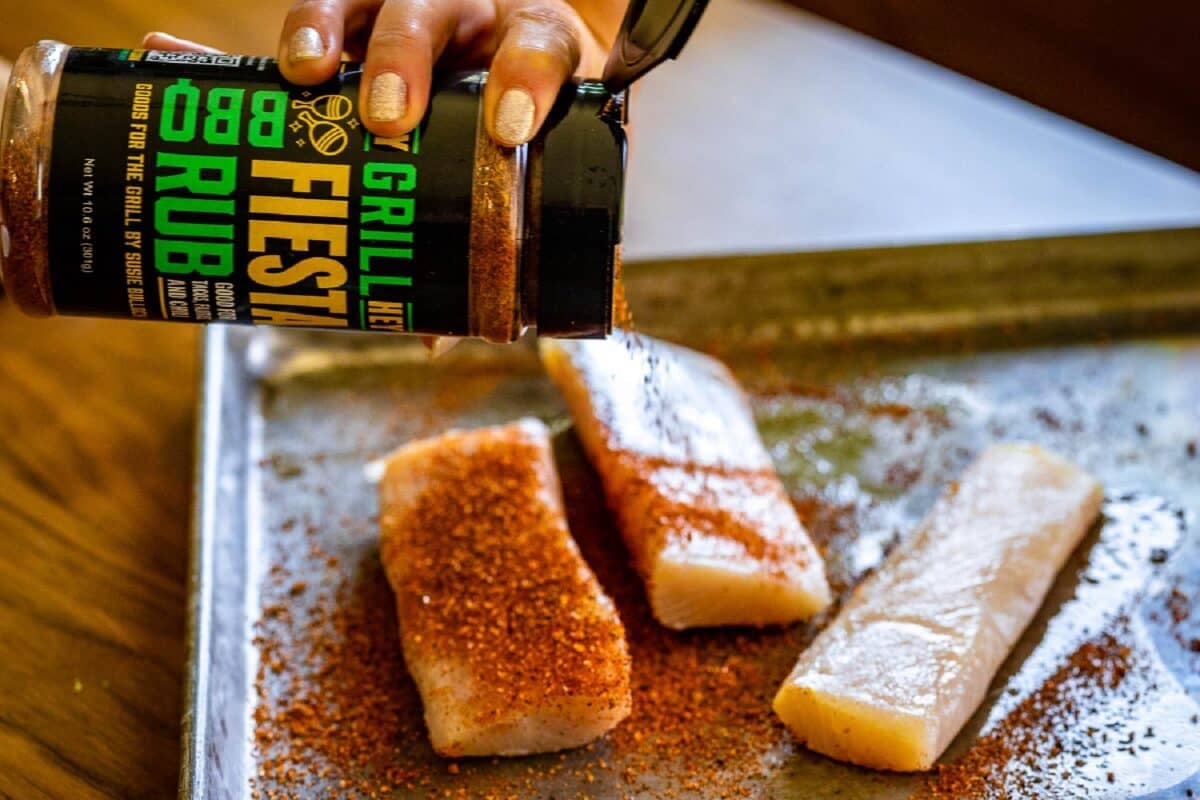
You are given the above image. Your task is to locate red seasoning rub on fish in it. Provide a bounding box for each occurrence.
[541,332,832,629]
[378,419,631,756]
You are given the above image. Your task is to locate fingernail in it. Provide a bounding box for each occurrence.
[495,88,535,145]
[288,26,325,63]
[368,72,407,122]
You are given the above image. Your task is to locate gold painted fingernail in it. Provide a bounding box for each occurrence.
[368,72,407,122]
[495,88,535,145]
[288,26,325,63]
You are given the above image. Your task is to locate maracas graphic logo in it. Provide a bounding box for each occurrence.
[290,94,355,157]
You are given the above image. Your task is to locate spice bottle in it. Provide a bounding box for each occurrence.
[0,1,708,342]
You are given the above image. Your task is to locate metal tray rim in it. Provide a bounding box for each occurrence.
[179,325,229,800]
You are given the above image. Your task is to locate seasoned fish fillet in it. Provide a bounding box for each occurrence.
[378,419,632,757]
[773,443,1103,772]
[540,332,831,629]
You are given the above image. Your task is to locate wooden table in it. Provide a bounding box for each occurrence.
[1,1,1197,798]
[0,7,273,799]
[0,311,195,799]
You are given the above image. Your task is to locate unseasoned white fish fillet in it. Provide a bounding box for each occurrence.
[378,419,632,757]
[540,332,831,629]
[773,443,1103,772]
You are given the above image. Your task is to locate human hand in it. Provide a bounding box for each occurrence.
[144,0,624,147]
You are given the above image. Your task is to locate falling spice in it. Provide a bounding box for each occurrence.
[611,246,634,331]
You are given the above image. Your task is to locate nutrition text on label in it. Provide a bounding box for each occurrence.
[77,158,96,276]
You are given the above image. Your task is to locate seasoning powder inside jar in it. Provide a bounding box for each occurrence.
[0,42,623,342]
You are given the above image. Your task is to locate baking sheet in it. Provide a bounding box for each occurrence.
[181,229,1200,799]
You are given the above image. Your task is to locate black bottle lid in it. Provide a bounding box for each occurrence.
[534,0,710,338]
[602,0,711,92]
[534,82,625,338]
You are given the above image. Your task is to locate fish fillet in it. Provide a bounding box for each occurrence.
[540,332,831,629]
[378,419,632,756]
[773,443,1103,771]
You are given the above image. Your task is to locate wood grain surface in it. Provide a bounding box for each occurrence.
[0,5,274,799]
[0,310,197,800]
[0,1,278,61]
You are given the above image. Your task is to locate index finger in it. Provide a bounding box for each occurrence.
[278,0,377,85]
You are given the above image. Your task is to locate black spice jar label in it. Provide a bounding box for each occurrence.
[48,48,480,335]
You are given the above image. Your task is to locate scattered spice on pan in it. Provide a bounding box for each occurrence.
[264,453,305,480]
[1033,407,1063,430]
[249,372,1196,798]
[789,492,898,597]
[557,435,824,797]
[921,627,1138,799]
[254,542,435,798]
[1169,585,1193,626]
[1163,581,1200,656]
[250,435,844,798]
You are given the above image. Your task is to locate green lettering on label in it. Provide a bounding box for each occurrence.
[359,275,414,295]
[359,245,414,273]
[160,79,201,143]
[155,152,237,195]
[154,196,234,240]
[204,88,246,146]
[361,196,414,227]
[361,229,415,243]
[363,163,416,192]
[248,91,289,148]
[155,239,233,276]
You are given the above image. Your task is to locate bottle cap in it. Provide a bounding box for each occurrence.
[534,82,625,338]
[602,0,711,93]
